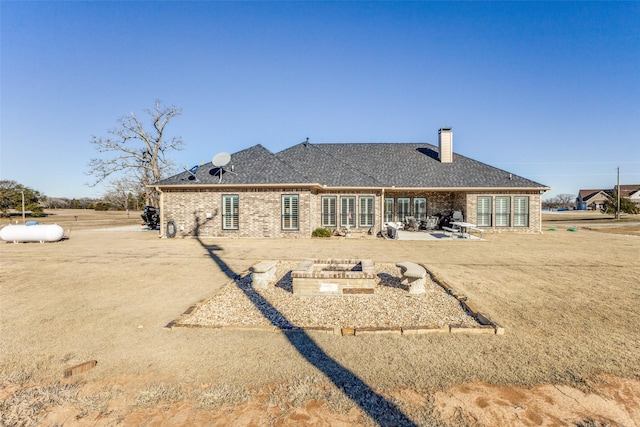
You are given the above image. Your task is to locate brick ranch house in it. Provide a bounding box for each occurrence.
[152,128,549,238]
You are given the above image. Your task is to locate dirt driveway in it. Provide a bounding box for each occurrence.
[1,211,639,426]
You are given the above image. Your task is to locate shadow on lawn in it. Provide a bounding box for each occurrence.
[196,237,418,426]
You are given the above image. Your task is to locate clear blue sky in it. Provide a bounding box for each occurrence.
[2,1,639,199]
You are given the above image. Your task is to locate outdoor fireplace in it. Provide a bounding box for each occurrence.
[291,258,376,296]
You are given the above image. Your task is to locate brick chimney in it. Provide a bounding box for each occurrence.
[438,127,453,163]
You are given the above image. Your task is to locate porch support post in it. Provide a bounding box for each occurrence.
[380,188,385,233]
[156,187,165,238]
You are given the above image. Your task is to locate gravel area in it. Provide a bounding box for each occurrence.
[180,262,479,329]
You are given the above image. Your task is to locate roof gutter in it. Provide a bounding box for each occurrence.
[321,186,551,192]
[150,183,327,190]
[151,183,551,192]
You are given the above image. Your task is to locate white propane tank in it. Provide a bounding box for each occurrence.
[0,224,65,243]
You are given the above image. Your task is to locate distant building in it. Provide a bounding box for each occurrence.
[615,184,640,209]
[575,189,611,211]
[575,185,640,210]
[152,128,550,238]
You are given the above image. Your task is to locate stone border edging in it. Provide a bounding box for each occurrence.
[422,264,505,335]
[166,264,506,336]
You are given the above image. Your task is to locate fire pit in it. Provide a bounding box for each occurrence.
[291,258,376,296]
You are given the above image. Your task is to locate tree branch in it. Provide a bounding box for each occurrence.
[86,100,184,202]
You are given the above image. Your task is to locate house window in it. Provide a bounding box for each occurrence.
[222,194,239,230]
[384,198,394,223]
[414,198,427,221]
[397,198,410,223]
[514,196,529,227]
[495,196,510,227]
[282,194,299,230]
[321,196,337,227]
[340,196,356,227]
[359,196,375,227]
[477,196,492,227]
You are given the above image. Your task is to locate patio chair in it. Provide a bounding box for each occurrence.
[452,210,463,222]
[423,216,438,230]
[405,216,419,231]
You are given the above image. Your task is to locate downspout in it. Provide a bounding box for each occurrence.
[308,192,312,238]
[538,190,546,234]
[539,191,543,234]
[156,187,164,238]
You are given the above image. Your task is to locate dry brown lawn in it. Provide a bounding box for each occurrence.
[1,209,639,426]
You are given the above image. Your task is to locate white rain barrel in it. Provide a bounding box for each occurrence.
[0,224,64,243]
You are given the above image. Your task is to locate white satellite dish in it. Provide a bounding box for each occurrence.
[211,152,236,183]
[212,152,231,167]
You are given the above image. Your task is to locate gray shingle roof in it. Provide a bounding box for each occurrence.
[155,142,547,189]
[155,144,308,186]
[274,143,381,187]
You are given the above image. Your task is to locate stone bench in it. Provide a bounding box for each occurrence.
[250,260,278,289]
[395,261,427,294]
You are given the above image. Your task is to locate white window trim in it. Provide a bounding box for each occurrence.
[222,194,239,230]
[282,194,299,231]
[477,196,492,227]
[495,196,510,227]
[397,198,410,223]
[340,196,356,227]
[359,196,375,227]
[514,196,529,227]
[414,198,427,221]
[384,198,394,223]
[321,196,337,227]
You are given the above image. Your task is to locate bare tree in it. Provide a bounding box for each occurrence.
[103,176,140,216]
[44,197,70,209]
[542,193,576,210]
[87,100,184,206]
[555,193,575,207]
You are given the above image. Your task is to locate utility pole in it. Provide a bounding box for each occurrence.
[616,167,620,220]
[21,190,25,223]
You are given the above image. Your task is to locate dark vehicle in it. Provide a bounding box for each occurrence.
[141,206,160,229]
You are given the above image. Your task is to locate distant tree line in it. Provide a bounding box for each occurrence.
[542,193,575,210]
[0,179,147,217]
[0,180,46,217]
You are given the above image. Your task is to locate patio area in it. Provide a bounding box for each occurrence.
[394,229,484,241]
